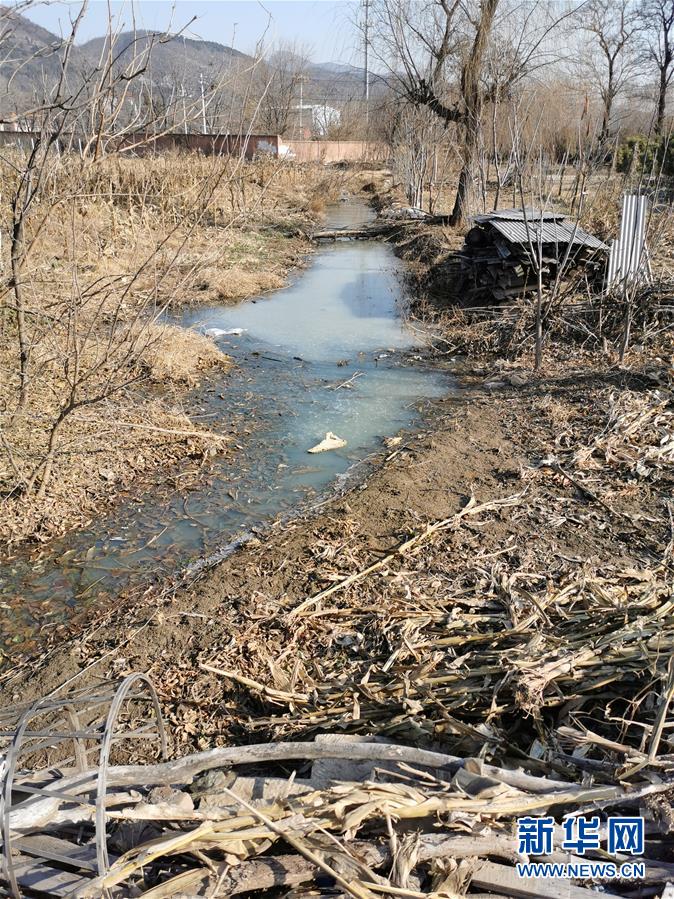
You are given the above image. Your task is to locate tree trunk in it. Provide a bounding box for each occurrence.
[600,60,614,145]
[449,0,499,228]
[534,268,543,371]
[450,131,477,227]
[10,215,29,410]
[655,66,668,135]
[600,95,612,144]
[35,408,70,499]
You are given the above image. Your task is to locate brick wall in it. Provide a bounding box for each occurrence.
[285,140,389,163]
[0,130,389,164]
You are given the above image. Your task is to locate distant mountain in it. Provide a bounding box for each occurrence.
[310,61,365,77]
[80,30,253,92]
[0,7,77,114]
[305,59,387,104]
[0,8,382,123]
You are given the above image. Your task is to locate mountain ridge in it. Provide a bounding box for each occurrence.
[0,10,371,116]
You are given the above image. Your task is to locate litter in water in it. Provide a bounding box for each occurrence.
[307,431,347,453]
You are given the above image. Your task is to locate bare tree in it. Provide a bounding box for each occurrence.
[368,0,578,225]
[254,41,309,136]
[367,0,500,225]
[640,0,674,134]
[0,1,275,503]
[577,0,640,146]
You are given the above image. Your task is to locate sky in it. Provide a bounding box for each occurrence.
[21,0,364,64]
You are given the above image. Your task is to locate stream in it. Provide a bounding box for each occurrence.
[0,203,450,661]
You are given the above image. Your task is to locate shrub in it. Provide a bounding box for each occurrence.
[616,135,674,177]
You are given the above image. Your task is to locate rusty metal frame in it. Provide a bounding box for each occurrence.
[0,674,167,898]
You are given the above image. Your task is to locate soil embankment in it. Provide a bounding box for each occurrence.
[2,169,672,780]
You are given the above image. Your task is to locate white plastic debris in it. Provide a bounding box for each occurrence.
[205,327,247,337]
[379,205,431,221]
[307,432,347,454]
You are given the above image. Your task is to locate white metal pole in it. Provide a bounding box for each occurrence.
[364,0,370,128]
[199,73,207,134]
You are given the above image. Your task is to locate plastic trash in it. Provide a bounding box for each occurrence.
[307,432,347,454]
[205,327,247,337]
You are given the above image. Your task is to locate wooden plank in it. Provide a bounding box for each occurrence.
[14,835,100,872]
[471,860,622,899]
[11,856,92,897]
[312,223,399,240]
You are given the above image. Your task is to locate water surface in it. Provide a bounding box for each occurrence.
[0,204,449,659]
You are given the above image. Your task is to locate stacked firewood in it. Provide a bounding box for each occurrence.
[458,208,608,305]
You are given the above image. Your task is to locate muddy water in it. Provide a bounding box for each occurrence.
[0,203,449,660]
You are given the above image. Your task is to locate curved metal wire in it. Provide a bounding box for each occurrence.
[95,673,167,876]
[0,674,167,899]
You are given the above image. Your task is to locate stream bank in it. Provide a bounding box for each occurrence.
[0,197,449,666]
[4,186,671,775]
[0,160,370,550]
[5,358,670,761]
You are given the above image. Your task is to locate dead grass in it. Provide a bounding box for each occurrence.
[0,154,357,546]
[143,324,232,385]
[0,395,226,546]
[205,267,286,302]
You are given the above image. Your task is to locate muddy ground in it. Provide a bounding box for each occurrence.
[3,350,670,768]
[2,167,672,774]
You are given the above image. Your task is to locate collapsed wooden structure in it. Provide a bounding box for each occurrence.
[458,208,608,304]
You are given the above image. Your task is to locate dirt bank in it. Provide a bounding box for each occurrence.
[4,171,671,777]
[4,353,671,770]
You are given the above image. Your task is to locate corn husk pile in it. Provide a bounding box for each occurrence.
[5,732,674,898]
[4,378,673,897]
[186,384,674,765]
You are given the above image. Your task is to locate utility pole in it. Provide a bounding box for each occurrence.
[199,72,207,134]
[298,74,308,136]
[181,82,188,134]
[363,0,370,129]
[299,76,304,132]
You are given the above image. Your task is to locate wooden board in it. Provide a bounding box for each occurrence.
[14,835,99,872]
[471,860,623,899]
[11,856,92,898]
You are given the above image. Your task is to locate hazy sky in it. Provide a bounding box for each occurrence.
[22,1,363,64]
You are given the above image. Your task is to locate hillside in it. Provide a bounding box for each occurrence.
[0,7,77,115]
[0,9,377,122]
[80,30,253,93]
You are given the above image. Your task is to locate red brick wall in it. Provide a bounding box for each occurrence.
[116,132,281,159]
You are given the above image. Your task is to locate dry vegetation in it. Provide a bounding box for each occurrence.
[0,154,351,547]
[2,0,674,894]
[4,345,672,896]
[374,167,674,373]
